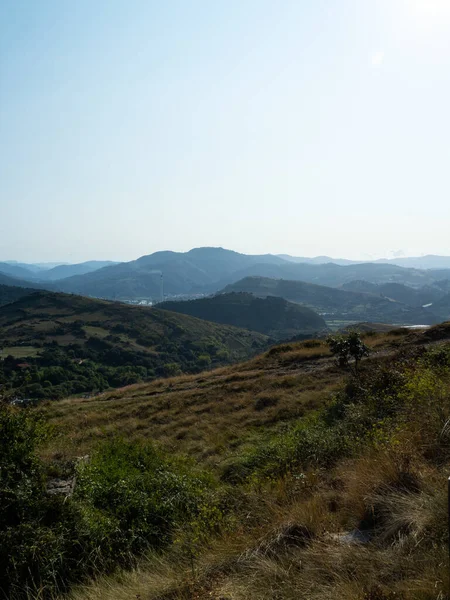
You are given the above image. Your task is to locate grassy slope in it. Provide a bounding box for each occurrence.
[42,329,414,468]
[43,340,338,467]
[159,292,327,339]
[43,323,450,600]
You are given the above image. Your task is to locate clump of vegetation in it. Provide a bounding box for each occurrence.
[327,331,370,374]
[0,407,221,599]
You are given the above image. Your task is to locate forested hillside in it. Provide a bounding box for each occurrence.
[160,292,327,339]
[0,291,267,400]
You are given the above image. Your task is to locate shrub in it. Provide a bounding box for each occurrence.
[327,332,369,375]
[268,344,294,356]
[162,362,182,377]
[0,410,220,599]
[197,354,212,367]
[302,340,322,348]
[254,394,279,411]
[75,439,217,560]
[0,406,54,595]
[222,415,353,482]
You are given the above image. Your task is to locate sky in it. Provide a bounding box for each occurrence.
[1,0,450,263]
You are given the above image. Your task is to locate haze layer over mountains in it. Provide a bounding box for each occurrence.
[2,247,450,328]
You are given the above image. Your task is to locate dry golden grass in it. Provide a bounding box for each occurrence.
[42,341,343,467]
[42,333,405,468]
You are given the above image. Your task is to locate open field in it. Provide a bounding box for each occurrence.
[43,341,338,466]
[1,345,41,358]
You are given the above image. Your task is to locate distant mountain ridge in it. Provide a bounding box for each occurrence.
[277,254,357,266]
[0,262,40,280]
[53,248,288,299]
[1,248,450,310]
[0,272,47,290]
[223,276,440,326]
[279,254,450,270]
[0,260,118,282]
[375,255,450,270]
[341,280,445,308]
[45,248,450,300]
[36,261,118,281]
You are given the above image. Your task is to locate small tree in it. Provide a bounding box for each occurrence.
[327,331,369,376]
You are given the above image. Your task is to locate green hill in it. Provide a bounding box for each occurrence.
[160,292,327,339]
[0,284,37,307]
[223,276,440,327]
[0,291,267,400]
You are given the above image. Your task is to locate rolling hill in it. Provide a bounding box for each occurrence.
[0,291,268,400]
[222,276,441,326]
[427,293,450,321]
[0,284,37,308]
[0,261,39,280]
[0,271,47,290]
[341,280,445,307]
[159,292,327,339]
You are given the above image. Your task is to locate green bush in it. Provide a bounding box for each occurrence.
[222,415,353,482]
[75,439,216,559]
[327,332,370,374]
[0,408,220,599]
[0,405,59,596]
[197,354,212,367]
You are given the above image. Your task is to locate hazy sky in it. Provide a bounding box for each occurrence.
[1,0,450,263]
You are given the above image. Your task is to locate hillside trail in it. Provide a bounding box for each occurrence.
[103,329,448,403]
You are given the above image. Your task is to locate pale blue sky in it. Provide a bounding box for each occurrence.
[1,0,449,262]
